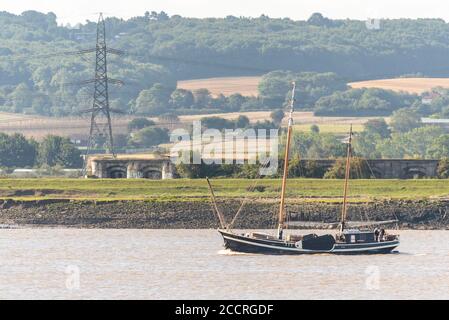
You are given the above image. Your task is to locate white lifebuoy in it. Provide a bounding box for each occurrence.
[295,241,302,249]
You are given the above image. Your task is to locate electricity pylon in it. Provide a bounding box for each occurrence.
[77,13,124,173]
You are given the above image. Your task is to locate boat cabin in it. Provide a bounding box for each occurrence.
[341,229,376,243]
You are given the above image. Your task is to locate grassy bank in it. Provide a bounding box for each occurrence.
[0,178,447,202]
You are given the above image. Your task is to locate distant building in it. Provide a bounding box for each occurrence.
[421,91,441,105]
[366,18,381,30]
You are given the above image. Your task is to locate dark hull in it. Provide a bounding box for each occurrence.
[219,230,399,255]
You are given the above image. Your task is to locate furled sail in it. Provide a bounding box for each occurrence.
[286,220,398,229]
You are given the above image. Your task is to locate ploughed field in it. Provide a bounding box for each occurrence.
[0,178,448,202]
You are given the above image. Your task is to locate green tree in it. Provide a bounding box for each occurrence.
[353,131,382,158]
[402,126,443,158]
[310,124,320,134]
[227,94,246,111]
[234,115,250,128]
[363,118,391,139]
[129,127,169,148]
[270,109,285,126]
[437,158,449,178]
[201,116,234,130]
[127,117,155,132]
[290,131,346,159]
[376,136,406,159]
[390,108,422,133]
[38,135,82,168]
[135,83,172,115]
[428,134,449,159]
[169,89,194,109]
[9,83,33,113]
[193,89,212,108]
[307,12,336,27]
[0,133,37,167]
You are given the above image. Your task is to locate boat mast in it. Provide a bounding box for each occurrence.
[277,82,296,240]
[340,124,353,233]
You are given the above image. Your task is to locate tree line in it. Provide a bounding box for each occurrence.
[0,133,82,168]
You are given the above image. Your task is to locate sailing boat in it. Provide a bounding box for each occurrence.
[212,82,400,255]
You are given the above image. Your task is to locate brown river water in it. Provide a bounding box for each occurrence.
[0,229,448,299]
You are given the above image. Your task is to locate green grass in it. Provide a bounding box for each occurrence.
[0,178,447,202]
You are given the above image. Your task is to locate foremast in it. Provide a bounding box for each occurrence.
[340,125,353,233]
[277,82,296,240]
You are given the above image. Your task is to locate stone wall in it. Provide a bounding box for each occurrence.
[301,159,439,179]
[87,156,174,179]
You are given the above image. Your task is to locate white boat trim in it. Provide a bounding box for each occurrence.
[223,235,320,253]
[332,242,399,252]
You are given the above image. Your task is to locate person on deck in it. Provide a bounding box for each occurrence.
[379,228,385,242]
[374,228,380,242]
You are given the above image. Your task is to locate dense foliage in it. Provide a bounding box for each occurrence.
[4,11,449,117]
[314,88,418,116]
[258,71,347,108]
[0,133,82,168]
[353,117,449,159]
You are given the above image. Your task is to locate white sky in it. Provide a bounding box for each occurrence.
[1,0,449,25]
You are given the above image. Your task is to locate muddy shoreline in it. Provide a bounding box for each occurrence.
[0,199,448,229]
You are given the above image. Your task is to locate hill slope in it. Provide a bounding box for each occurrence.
[3,11,449,117]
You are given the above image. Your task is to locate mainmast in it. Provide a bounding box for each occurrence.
[277,82,296,240]
[340,125,353,233]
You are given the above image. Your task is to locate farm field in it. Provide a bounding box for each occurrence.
[0,178,448,201]
[177,76,262,97]
[348,77,449,94]
[180,111,377,125]
[293,123,364,134]
[0,111,133,139]
[0,110,378,139]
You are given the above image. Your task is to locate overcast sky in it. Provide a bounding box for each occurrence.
[2,0,449,25]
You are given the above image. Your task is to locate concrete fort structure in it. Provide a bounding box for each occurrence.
[86,154,174,179]
[86,155,440,179]
[302,159,439,179]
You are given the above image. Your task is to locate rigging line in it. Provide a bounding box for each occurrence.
[227,156,273,230]
[363,156,379,179]
[228,86,296,230]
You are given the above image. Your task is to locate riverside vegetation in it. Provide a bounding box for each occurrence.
[0,178,449,229]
